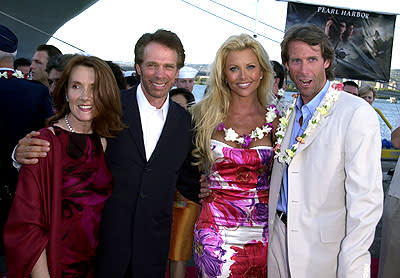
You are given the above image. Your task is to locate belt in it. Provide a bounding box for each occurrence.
[276,210,287,226]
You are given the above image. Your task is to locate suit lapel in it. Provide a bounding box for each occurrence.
[125,88,146,161]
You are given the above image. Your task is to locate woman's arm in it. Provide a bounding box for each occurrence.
[31,249,50,278]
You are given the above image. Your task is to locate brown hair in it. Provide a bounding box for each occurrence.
[281,24,335,80]
[134,29,185,69]
[47,55,125,138]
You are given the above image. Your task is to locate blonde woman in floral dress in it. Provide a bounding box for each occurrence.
[191,34,277,278]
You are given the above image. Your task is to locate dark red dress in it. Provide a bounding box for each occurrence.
[4,126,112,278]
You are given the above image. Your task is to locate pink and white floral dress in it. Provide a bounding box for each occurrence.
[194,139,273,278]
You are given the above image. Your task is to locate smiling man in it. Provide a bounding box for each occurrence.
[95,29,200,277]
[267,24,383,278]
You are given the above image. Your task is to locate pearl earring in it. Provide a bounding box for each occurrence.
[260,76,263,80]
[66,95,69,102]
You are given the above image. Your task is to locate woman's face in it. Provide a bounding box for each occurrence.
[361,90,375,105]
[171,94,188,110]
[224,48,263,99]
[66,65,97,132]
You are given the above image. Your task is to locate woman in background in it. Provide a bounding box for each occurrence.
[359,85,376,105]
[4,55,124,278]
[191,34,277,277]
[168,87,200,278]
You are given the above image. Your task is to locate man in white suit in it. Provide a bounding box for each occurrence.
[267,24,383,278]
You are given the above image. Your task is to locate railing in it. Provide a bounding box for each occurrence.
[375,107,392,130]
[375,107,400,160]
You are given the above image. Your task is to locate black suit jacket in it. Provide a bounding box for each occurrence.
[96,86,200,277]
[0,72,53,255]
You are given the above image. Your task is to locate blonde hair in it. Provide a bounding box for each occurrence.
[359,85,377,99]
[191,34,274,170]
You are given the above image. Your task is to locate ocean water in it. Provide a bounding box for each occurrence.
[192,84,400,140]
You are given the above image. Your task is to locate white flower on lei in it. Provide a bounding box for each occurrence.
[12,70,24,79]
[224,128,239,142]
[274,84,341,164]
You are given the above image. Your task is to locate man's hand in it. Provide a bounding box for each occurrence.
[15,131,50,165]
[198,174,212,203]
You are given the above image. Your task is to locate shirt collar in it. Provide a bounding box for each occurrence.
[136,83,169,119]
[296,80,330,115]
[0,67,15,72]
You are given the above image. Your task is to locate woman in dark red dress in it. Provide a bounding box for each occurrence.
[4,55,125,278]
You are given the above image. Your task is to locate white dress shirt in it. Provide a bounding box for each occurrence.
[136,84,169,161]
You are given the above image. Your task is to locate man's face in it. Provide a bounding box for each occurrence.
[343,84,359,96]
[30,51,49,83]
[175,78,195,92]
[48,68,63,95]
[16,65,30,75]
[286,40,330,104]
[135,42,179,108]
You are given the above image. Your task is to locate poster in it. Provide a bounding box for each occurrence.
[286,2,396,82]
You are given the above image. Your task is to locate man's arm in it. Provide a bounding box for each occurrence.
[14,131,50,165]
[338,104,383,277]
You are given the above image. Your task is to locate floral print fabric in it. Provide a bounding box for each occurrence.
[194,140,273,278]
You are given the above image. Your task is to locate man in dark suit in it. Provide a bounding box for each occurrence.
[95,29,200,277]
[13,29,200,277]
[0,24,53,272]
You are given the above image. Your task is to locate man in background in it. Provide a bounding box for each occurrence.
[30,44,61,88]
[343,80,359,96]
[271,60,288,115]
[46,54,74,95]
[174,65,198,92]
[13,57,30,76]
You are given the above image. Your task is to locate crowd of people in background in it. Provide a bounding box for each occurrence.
[0,19,398,278]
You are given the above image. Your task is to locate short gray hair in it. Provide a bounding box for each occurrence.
[0,49,17,61]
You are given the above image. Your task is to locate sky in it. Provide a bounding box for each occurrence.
[48,0,400,69]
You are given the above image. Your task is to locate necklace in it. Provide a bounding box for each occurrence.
[218,104,279,148]
[274,83,341,164]
[64,114,75,133]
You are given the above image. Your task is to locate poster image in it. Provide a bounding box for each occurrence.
[286,2,396,82]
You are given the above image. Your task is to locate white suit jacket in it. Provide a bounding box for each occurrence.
[268,89,383,278]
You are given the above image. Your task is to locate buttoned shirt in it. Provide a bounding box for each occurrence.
[136,84,169,161]
[277,81,330,214]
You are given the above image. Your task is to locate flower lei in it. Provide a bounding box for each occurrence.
[0,70,26,79]
[218,104,279,148]
[274,83,342,164]
[276,88,285,98]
